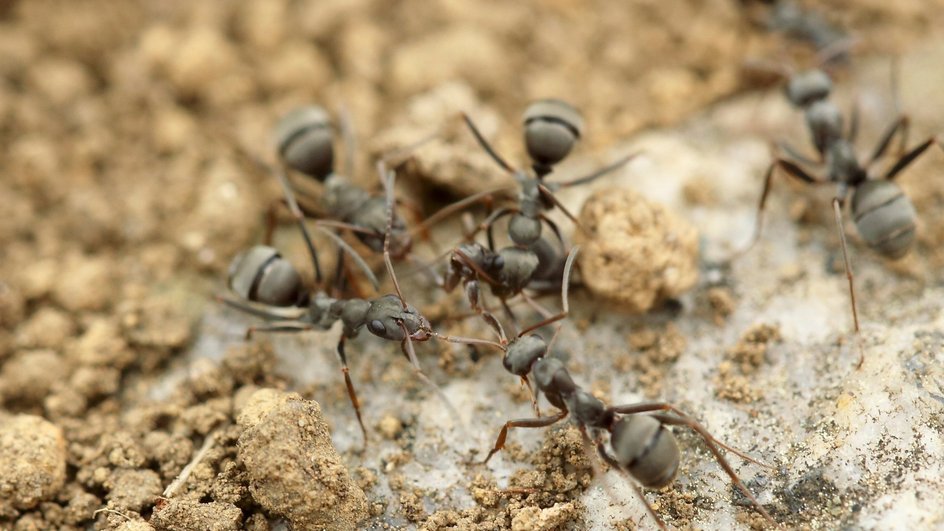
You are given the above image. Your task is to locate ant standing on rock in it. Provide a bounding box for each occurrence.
[735,61,943,367]
[219,158,458,445]
[441,246,777,529]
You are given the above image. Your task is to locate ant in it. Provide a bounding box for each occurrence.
[735,60,943,367]
[219,158,455,444]
[440,100,635,328]
[461,99,636,253]
[440,247,777,529]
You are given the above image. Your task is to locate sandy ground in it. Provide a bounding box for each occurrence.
[2,1,944,530]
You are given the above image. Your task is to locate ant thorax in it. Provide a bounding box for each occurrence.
[825,139,866,185]
[322,174,371,220]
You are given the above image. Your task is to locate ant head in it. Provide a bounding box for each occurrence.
[364,295,430,341]
[228,246,305,307]
[610,415,680,488]
[274,106,335,180]
[522,99,584,169]
[785,69,832,107]
[503,334,547,377]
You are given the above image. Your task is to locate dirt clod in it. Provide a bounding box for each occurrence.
[150,499,243,531]
[576,187,699,312]
[0,414,67,511]
[237,389,368,531]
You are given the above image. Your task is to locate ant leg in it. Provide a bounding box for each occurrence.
[501,298,521,337]
[776,141,821,166]
[378,160,407,308]
[482,207,518,250]
[884,136,942,181]
[398,323,464,430]
[517,247,579,336]
[411,187,511,241]
[313,226,380,291]
[869,116,911,166]
[732,158,822,260]
[337,103,358,179]
[337,336,368,445]
[594,441,667,531]
[483,410,568,464]
[432,331,506,353]
[273,166,324,284]
[461,112,515,174]
[245,322,312,341]
[215,294,307,321]
[831,198,864,368]
[537,183,585,233]
[547,152,639,190]
[607,402,775,525]
[647,413,777,526]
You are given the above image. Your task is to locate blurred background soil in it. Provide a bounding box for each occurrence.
[2,0,944,530]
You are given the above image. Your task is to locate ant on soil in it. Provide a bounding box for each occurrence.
[219,158,458,445]
[733,56,943,367]
[440,246,778,529]
[437,100,637,331]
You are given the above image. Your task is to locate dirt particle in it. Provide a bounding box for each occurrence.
[511,502,578,531]
[707,286,736,325]
[0,414,67,511]
[150,499,243,531]
[237,389,368,530]
[0,350,66,406]
[52,252,117,313]
[378,414,403,440]
[14,307,75,350]
[106,469,162,512]
[576,187,699,312]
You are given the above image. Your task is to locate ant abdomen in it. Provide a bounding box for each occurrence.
[522,99,584,168]
[851,180,917,259]
[274,106,335,180]
[611,415,681,489]
[228,245,305,307]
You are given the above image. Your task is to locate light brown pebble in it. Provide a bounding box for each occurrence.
[0,414,67,510]
[510,502,578,531]
[378,414,403,440]
[237,389,368,531]
[576,187,699,312]
[150,499,242,531]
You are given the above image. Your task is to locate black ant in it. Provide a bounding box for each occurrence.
[735,60,942,367]
[439,246,777,529]
[219,159,456,444]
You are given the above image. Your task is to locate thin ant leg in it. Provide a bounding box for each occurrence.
[453,249,500,286]
[647,413,777,526]
[378,160,407,308]
[398,323,463,430]
[848,97,860,145]
[732,158,823,260]
[431,331,506,353]
[520,291,554,320]
[461,112,515,173]
[245,322,312,340]
[331,246,346,298]
[337,103,357,179]
[482,410,568,464]
[337,335,368,445]
[776,141,821,166]
[215,295,307,321]
[546,152,639,189]
[538,215,567,250]
[594,441,667,531]
[607,403,773,467]
[482,207,518,250]
[501,298,520,337]
[884,136,942,181]
[517,247,578,337]
[313,226,380,291]
[537,183,585,233]
[869,116,911,166]
[831,197,864,368]
[410,187,513,239]
[274,166,323,284]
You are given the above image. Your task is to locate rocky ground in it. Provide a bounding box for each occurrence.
[2,1,944,530]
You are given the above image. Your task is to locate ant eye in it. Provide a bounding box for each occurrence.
[367,319,386,335]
